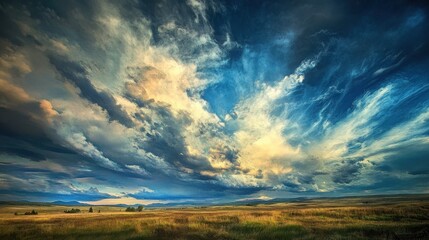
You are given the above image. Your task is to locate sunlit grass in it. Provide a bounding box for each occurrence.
[1,199,429,239]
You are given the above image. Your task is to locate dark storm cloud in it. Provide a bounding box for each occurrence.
[0,160,116,202]
[49,56,134,127]
[141,104,213,171]
[0,4,25,46]
[331,159,364,184]
[0,83,74,162]
[0,147,46,162]
[0,107,48,144]
[375,142,429,176]
[222,0,429,71]
[337,173,429,195]
[278,173,319,193]
[0,108,70,155]
[16,0,108,50]
[0,189,114,202]
[281,1,429,127]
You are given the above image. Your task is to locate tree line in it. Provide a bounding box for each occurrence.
[14,206,144,215]
[125,206,144,212]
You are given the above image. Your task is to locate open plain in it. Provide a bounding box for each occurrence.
[1,195,428,240]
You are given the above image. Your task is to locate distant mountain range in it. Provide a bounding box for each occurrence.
[51,201,90,206]
[1,193,428,208]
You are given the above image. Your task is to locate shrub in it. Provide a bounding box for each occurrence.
[24,210,38,215]
[64,208,81,213]
[89,207,93,213]
[137,205,144,212]
[125,207,136,212]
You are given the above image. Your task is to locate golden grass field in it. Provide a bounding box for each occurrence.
[1,195,429,240]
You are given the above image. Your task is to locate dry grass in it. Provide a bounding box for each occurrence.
[1,197,429,239]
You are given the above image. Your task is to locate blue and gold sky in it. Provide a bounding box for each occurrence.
[0,0,429,204]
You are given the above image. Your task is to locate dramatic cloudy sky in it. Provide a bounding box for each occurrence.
[0,0,428,204]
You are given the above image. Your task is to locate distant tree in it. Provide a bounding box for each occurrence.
[137,205,144,212]
[24,210,38,215]
[64,208,81,213]
[125,207,136,212]
[98,210,101,213]
[89,207,93,213]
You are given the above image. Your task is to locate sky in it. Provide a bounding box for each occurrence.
[0,0,429,205]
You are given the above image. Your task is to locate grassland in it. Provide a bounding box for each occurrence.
[1,195,429,240]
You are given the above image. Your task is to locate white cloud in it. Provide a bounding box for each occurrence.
[216,60,316,187]
[63,132,121,171]
[125,164,150,176]
[82,197,164,206]
[236,195,272,202]
[312,85,394,161]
